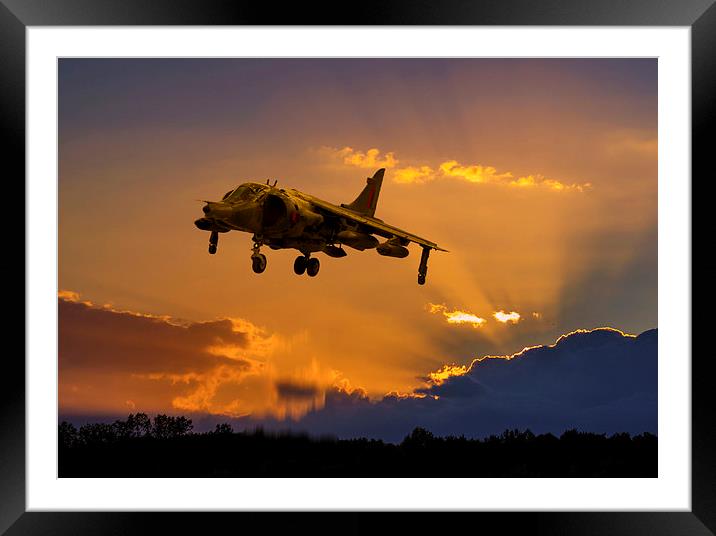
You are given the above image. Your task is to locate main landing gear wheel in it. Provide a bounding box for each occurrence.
[294,256,307,275]
[252,253,267,274]
[418,274,426,285]
[306,257,320,277]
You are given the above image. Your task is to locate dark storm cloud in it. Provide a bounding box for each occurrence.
[322,386,371,408]
[417,328,656,404]
[227,328,657,443]
[59,297,253,375]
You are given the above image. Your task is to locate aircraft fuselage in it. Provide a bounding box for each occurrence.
[194,170,445,284]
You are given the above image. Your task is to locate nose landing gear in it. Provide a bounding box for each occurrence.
[251,237,267,274]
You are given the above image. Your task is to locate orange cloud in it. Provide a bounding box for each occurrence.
[59,290,366,421]
[321,146,399,169]
[426,364,469,385]
[493,310,521,324]
[332,377,367,397]
[427,303,487,328]
[441,160,590,191]
[320,146,590,192]
[384,390,430,400]
[58,289,82,302]
[392,165,434,184]
[439,160,513,184]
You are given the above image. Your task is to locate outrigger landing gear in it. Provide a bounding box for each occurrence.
[251,237,267,274]
[294,254,320,277]
[418,246,430,285]
[208,231,219,255]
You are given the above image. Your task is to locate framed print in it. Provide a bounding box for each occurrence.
[3,0,709,534]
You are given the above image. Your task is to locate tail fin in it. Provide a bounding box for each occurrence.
[341,168,384,217]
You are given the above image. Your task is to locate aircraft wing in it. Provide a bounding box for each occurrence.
[297,193,448,252]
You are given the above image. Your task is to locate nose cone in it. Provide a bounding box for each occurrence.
[202,201,234,220]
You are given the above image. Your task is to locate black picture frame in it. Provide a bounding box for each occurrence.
[3,1,707,533]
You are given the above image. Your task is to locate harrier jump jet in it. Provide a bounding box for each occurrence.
[194,169,446,284]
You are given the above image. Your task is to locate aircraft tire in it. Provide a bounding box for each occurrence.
[293,256,307,275]
[306,258,320,277]
[208,244,217,254]
[418,274,426,285]
[252,254,267,274]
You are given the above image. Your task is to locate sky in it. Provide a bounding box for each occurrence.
[58,59,657,435]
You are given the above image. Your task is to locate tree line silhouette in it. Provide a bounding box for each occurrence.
[59,413,657,477]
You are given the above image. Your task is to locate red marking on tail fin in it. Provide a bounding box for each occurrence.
[367,185,376,210]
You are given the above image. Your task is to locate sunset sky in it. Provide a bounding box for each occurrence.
[58,59,657,433]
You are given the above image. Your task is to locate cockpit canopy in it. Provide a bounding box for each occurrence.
[222,182,269,202]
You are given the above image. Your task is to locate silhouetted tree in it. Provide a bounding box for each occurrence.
[78,422,115,445]
[500,428,535,442]
[112,418,132,440]
[521,429,536,441]
[152,414,193,439]
[174,416,193,436]
[212,423,233,435]
[560,428,581,441]
[58,417,658,478]
[107,413,153,440]
[611,432,631,444]
[402,427,435,448]
[152,414,172,439]
[634,432,656,443]
[131,413,152,437]
[58,421,78,448]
